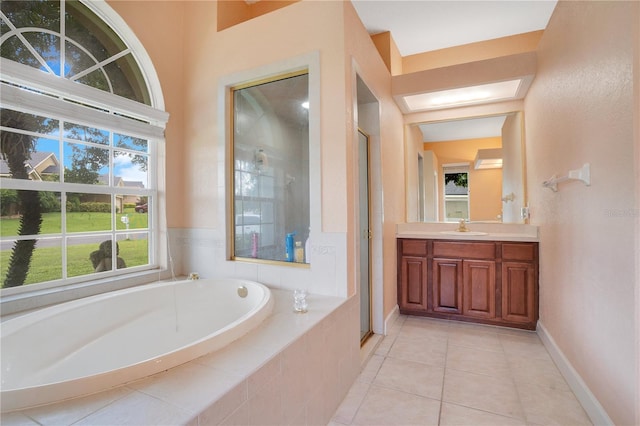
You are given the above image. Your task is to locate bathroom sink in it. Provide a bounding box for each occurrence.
[439,231,489,236]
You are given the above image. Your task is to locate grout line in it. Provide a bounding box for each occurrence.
[436,322,452,425]
[499,325,529,424]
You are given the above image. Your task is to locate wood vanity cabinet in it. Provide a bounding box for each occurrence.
[397,238,538,330]
[398,239,428,312]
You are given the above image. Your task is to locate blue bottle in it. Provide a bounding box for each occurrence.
[285,232,296,262]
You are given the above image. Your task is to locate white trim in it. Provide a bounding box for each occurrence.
[1,82,165,141]
[0,0,168,302]
[218,51,322,262]
[1,60,168,128]
[83,0,166,111]
[537,321,614,426]
[0,177,155,196]
[384,304,400,335]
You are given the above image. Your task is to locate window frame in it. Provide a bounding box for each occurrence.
[443,164,470,222]
[0,0,169,300]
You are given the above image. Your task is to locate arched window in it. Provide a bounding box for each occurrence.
[0,0,168,291]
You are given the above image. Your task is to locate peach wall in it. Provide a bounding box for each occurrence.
[423,137,502,222]
[403,31,543,74]
[370,31,402,76]
[524,1,638,424]
[107,0,186,228]
[217,0,300,31]
[343,1,405,319]
[181,0,348,232]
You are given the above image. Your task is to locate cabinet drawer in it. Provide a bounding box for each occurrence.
[433,241,495,259]
[400,239,428,256]
[502,243,536,261]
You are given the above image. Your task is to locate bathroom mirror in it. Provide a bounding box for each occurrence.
[230,71,310,264]
[408,111,527,224]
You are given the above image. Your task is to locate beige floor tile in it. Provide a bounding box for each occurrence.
[446,327,503,353]
[494,327,539,338]
[443,369,524,420]
[358,354,385,384]
[331,318,590,426]
[373,357,444,400]
[499,333,552,362]
[508,356,571,392]
[387,334,447,368]
[401,317,451,341]
[351,385,441,426]
[447,320,500,336]
[517,382,592,425]
[331,380,371,425]
[440,402,527,426]
[374,334,397,356]
[446,344,511,378]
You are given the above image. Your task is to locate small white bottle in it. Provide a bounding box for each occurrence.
[304,228,311,264]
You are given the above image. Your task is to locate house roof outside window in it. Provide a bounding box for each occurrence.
[0,152,60,180]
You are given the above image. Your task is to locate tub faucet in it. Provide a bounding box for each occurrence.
[457,219,469,232]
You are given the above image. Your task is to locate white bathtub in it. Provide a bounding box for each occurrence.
[0,278,273,412]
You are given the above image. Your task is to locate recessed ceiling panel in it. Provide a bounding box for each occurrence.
[419,115,508,142]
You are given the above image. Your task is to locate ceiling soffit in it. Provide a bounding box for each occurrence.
[391,52,537,114]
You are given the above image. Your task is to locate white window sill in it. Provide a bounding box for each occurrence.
[1,269,172,320]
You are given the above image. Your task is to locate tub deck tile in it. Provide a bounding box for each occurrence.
[1,289,356,426]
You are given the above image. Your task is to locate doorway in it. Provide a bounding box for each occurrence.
[358,129,372,343]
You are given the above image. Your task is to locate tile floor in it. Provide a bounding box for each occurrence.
[330,316,593,426]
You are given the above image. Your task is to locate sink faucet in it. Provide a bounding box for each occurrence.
[457,219,469,232]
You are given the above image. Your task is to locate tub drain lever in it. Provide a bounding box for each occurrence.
[237,286,248,298]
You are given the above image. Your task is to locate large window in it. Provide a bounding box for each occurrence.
[231,71,310,264]
[0,1,167,289]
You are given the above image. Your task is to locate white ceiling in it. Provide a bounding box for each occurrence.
[351,0,557,57]
[351,0,556,142]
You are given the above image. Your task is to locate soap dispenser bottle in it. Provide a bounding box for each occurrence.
[285,232,296,262]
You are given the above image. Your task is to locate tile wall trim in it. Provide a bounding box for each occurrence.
[537,321,614,426]
[384,304,400,335]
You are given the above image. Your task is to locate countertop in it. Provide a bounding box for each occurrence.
[396,222,539,242]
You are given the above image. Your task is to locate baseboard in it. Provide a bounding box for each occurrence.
[537,321,614,426]
[384,304,400,335]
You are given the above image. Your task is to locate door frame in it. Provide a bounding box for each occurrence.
[354,70,384,338]
[358,128,373,344]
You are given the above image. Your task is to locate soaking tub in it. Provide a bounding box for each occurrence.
[0,278,273,412]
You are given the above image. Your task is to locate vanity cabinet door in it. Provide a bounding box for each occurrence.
[398,239,429,313]
[501,243,538,327]
[399,255,428,312]
[502,261,536,324]
[463,260,496,319]
[432,258,463,314]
